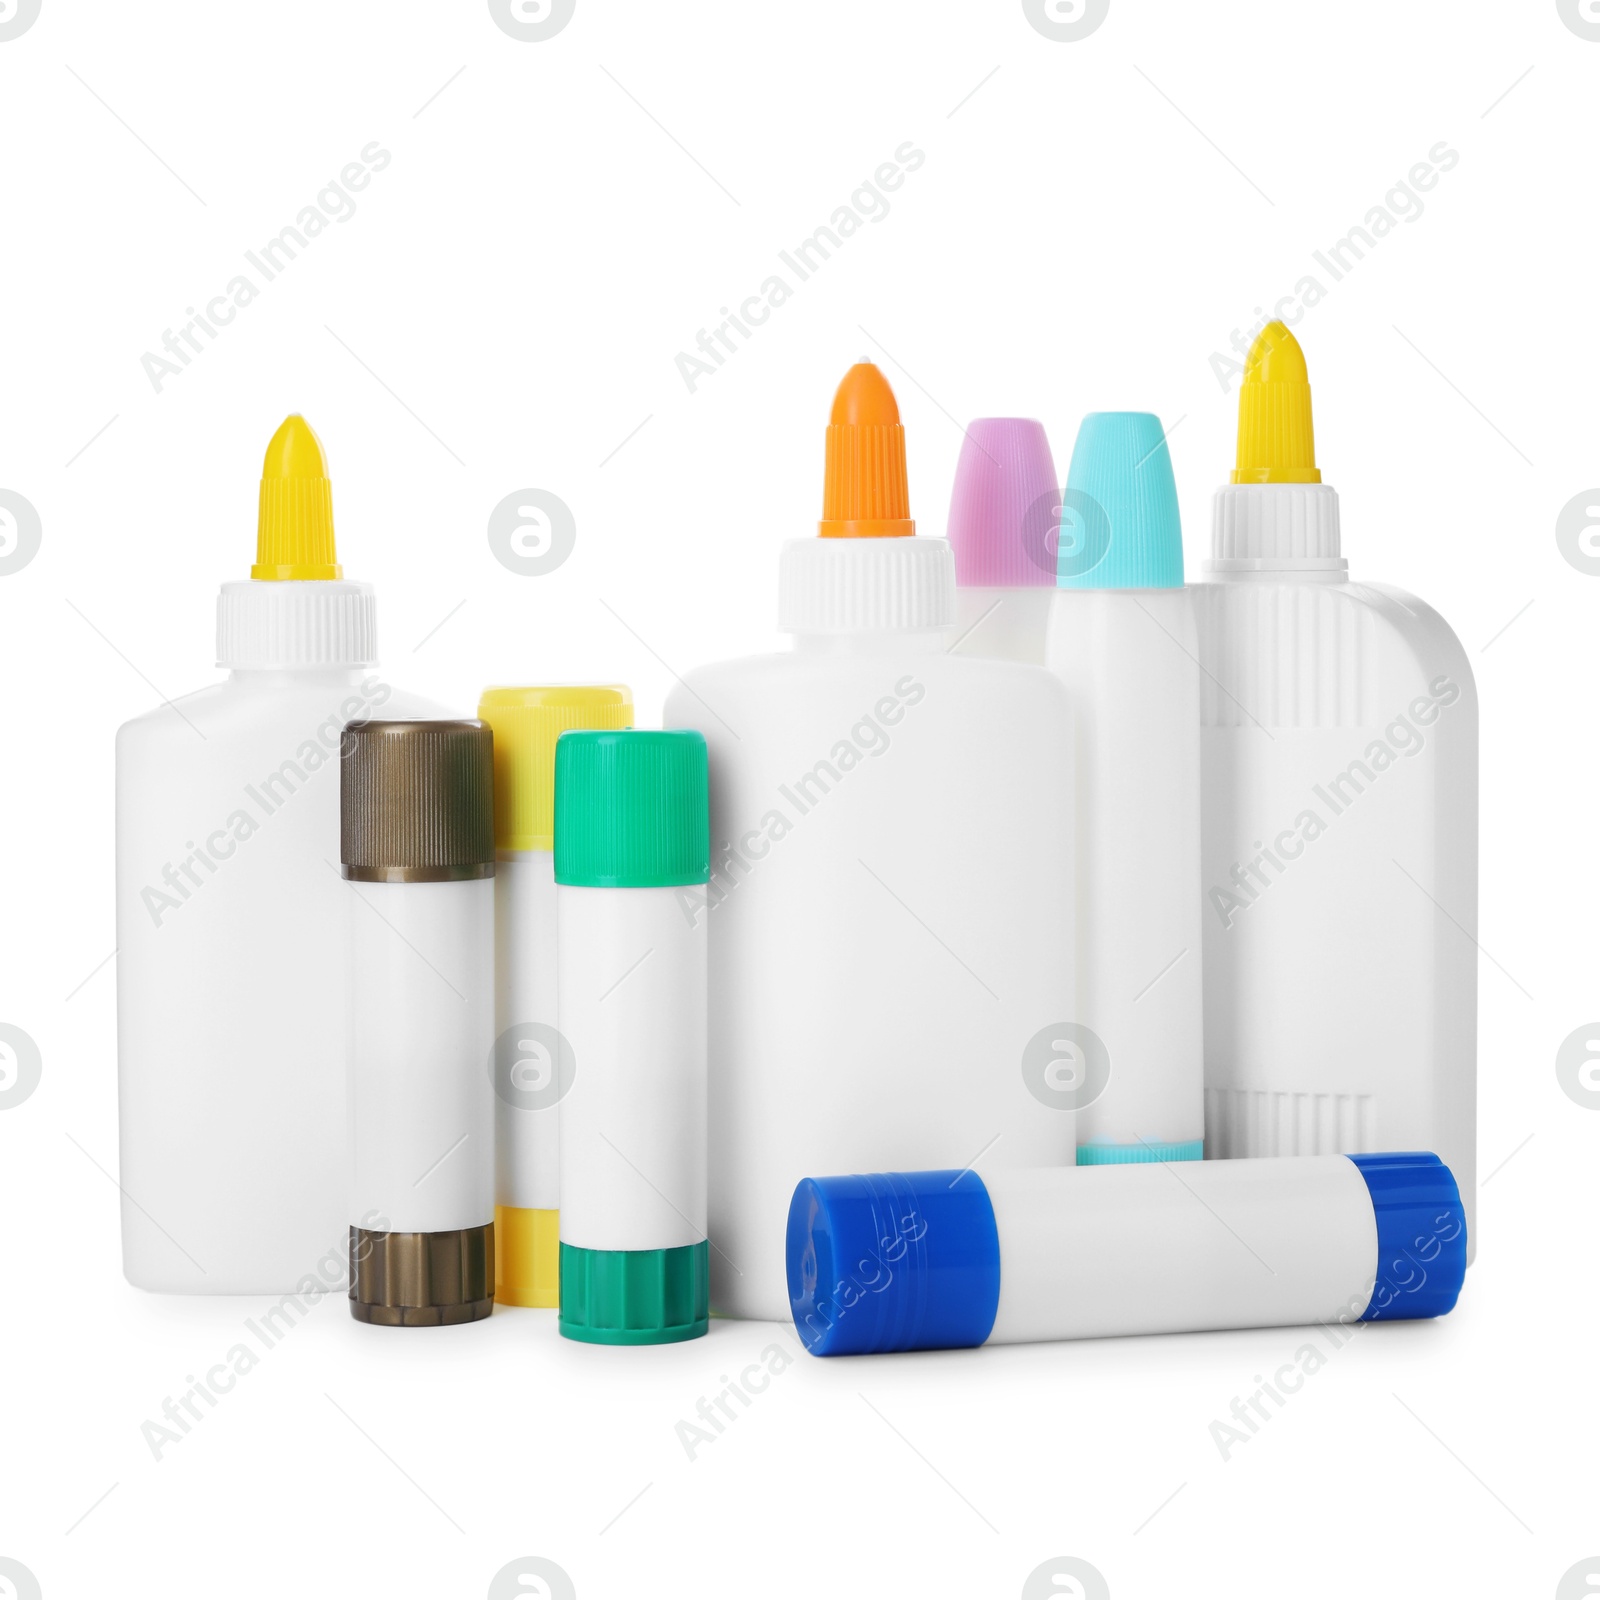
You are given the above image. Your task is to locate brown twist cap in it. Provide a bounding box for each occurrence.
[341,719,495,882]
[349,1224,494,1327]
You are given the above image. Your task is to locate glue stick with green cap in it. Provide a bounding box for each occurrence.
[1196,322,1478,1255]
[555,729,710,1345]
[1044,412,1204,1166]
[477,685,634,1309]
[116,415,439,1295]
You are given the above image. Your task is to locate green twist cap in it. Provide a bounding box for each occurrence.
[554,729,710,888]
[559,1241,709,1345]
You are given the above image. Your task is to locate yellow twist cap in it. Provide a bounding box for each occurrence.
[253,414,342,580]
[477,684,634,852]
[495,1206,560,1308]
[1232,321,1321,485]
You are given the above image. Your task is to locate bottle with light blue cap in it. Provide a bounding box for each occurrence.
[787,1152,1467,1356]
[1045,412,1204,1164]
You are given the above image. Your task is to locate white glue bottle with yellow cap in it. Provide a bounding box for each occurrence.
[1195,324,1478,1256]
[476,685,634,1308]
[116,416,440,1294]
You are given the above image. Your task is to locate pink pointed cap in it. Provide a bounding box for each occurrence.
[946,418,1060,587]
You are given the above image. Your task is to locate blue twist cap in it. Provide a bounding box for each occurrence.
[1057,411,1184,590]
[785,1171,1001,1356]
[1348,1153,1467,1322]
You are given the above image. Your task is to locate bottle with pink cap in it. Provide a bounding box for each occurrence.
[945,417,1061,663]
[949,412,1205,1167]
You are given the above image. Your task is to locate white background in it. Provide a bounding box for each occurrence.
[2,1,1595,1596]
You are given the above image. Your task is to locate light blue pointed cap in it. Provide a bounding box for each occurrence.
[1057,412,1184,589]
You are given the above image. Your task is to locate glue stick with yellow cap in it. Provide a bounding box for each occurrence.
[476,685,634,1308]
[1195,321,1479,1257]
[664,361,1076,1321]
[116,414,440,1295]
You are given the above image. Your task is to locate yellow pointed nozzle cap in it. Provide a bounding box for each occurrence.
[1232,322,1321,485]
[253,414,342,580]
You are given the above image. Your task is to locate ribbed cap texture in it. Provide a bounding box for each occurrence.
[817,362,915,538]
[1212,482,1342,562]
[349,1225,493,1323]
[555,730,709,888]
[478,685,634,852]
[341,719,495,879]
[947,418,1059,587]
[1348,1153,1466,1322]
[1234,378,1319,483]
[1232,322,1320,485]
[778,537,955,633]
[217,579,377,669]
[820,421,913,535]
[253,414,342,579]
[559,1242,709,1344]
[255,477,339,579]
[786,1171,1001,1356]
[1057,412,1184,590]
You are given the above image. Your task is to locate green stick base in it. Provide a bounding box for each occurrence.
[559,1240,709,1345]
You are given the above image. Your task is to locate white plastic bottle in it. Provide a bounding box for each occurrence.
[787,1152,1467,1354]
[945,417,1059,662]
[1194,323,1478,1255]
[477,685,634,1310]
[343,719,496,1326]
[1043,413,1204,1163]
[664,363,1077,1322]
[116,416,438,1294]
[555,730,709,1345]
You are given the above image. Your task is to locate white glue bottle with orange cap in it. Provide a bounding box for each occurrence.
[666,362,1077,1322]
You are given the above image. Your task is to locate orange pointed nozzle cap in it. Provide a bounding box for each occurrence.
[253,414,342,580]
[819,362,915,537]
[1232,322,1321,485]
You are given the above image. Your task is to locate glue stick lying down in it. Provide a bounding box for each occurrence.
[787,1154,1466,1356]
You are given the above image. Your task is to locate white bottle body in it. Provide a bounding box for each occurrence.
[115,668,434,1293]
[493,851,561,1210]
[984,1156,1378,1342]
[1041,588,1204,1156]
[347,877,494,1234]
[666,639,1076,1321]
[558,885,707,1252]
[950,586,1055,664]
[1194,574,1478,1253]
